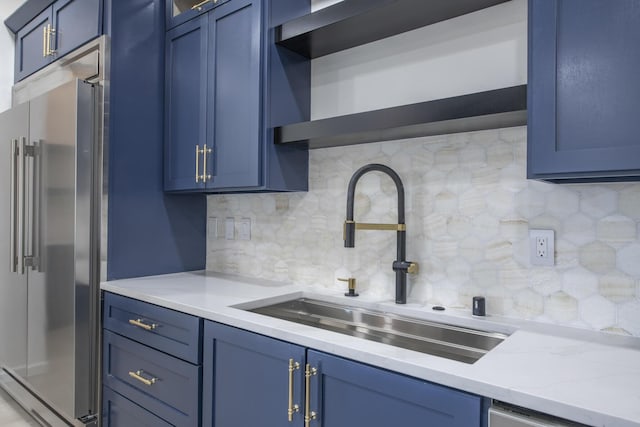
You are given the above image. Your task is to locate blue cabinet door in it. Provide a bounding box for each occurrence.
[51,0,102,59]
[205,0,262,190]
[165,16,208,191]
[202,321,306,427]
[14,7,52,82]
[528,0,640,181]
[307,350,484,427]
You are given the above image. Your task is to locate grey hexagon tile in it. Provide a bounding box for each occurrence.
[472,214,500,240]
[458,146,487,169]
[619,186,640,220]
[598,274,636,303]
[579,187,618,219]
[447,215,472,239]
[515,187,546,218]
[579,241,616,274]
[597,215,636,242]
[546,291,579,323]
[546,189,580,218]
[579,295,616,330]
[445,169,472,194]
[529,269,562,296]
[617,243,640,276]
[511,288,545,319]
[458,189,487,216]
[618,300,640,336]
[486,189,516,217]
[563,213,596,246]
[562,268,598,299]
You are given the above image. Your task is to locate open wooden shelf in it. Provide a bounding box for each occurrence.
[276,0,511,59]
[275,85,527,149]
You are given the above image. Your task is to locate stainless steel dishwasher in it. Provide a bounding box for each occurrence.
[489,403,588,427]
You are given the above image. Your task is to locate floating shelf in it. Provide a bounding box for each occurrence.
[276,0,512,59]
[275,85,527,149]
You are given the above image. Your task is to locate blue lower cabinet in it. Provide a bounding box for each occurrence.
[102,387,173,427]
[103,330,201,426]
[202,321,306,426]
[203,321,485,427]
[307,350,485,427]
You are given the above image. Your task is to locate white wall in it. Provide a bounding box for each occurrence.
[311,0,527,119]
[0,0,24,112]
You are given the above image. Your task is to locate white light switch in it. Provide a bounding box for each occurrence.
[207,217,218,239]
[238,218,251,241]
[225,217,235,240]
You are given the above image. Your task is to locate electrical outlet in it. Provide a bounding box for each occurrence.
[529,229,554,266]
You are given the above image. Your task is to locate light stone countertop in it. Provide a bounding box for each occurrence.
[102,271,640,427]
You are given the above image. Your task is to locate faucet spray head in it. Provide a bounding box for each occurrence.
[344,221,356,248]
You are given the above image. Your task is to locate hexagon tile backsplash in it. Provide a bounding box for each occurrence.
[207,126,640,336]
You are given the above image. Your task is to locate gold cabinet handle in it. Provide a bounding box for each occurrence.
[195,145,201,183]
[128,370,157,386]
[42,26,47,57]
[191,0,218,11]
[128,318,157,331]
[202,144,212,183]
[288,359,300,422]
[304,364,317,427]
[47,25,56,56]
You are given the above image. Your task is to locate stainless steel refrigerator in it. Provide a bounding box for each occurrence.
[0,78,100,426]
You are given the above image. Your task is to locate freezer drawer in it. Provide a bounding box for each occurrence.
[103,330,201,426]
[103,292,202,364]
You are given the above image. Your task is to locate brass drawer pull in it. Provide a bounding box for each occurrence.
[191,0,218,12]
[287,359,300,422]
[304,364,317,427]
[128,370,157,386]
[128,318,157,331]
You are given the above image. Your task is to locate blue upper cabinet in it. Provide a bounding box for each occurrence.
[164,0,311,193]
[166,0,230,29]
[528,0,640,181]
[13,0,102,82]
[165,16,208,191]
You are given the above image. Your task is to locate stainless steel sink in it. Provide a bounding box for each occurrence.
[248,298,508,364]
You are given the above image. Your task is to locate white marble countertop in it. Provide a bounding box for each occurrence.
[102,271,640,427]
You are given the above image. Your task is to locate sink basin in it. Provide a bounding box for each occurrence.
[248,298,508,364]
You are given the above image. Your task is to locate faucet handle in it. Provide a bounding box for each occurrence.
[338,277,359,297]
[407,262,419,274]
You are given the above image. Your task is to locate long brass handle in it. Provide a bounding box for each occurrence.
[47,25,56,56]
[128,318,157,331]
[195,145,201,183]
[42,26,47,57]
[202,144,212,183]
[304,364,317,427]
[288,359,300,422]
[128,370,157,386]
[9,139,18,273]
[191,0,217,11]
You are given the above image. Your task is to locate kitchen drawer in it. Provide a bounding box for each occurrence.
[103,330,201,427]
[103,292,202,364]
[102,387,173,427]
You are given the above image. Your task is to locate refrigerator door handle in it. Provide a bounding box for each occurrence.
[10,139,18,273]
[17,137,27,275]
